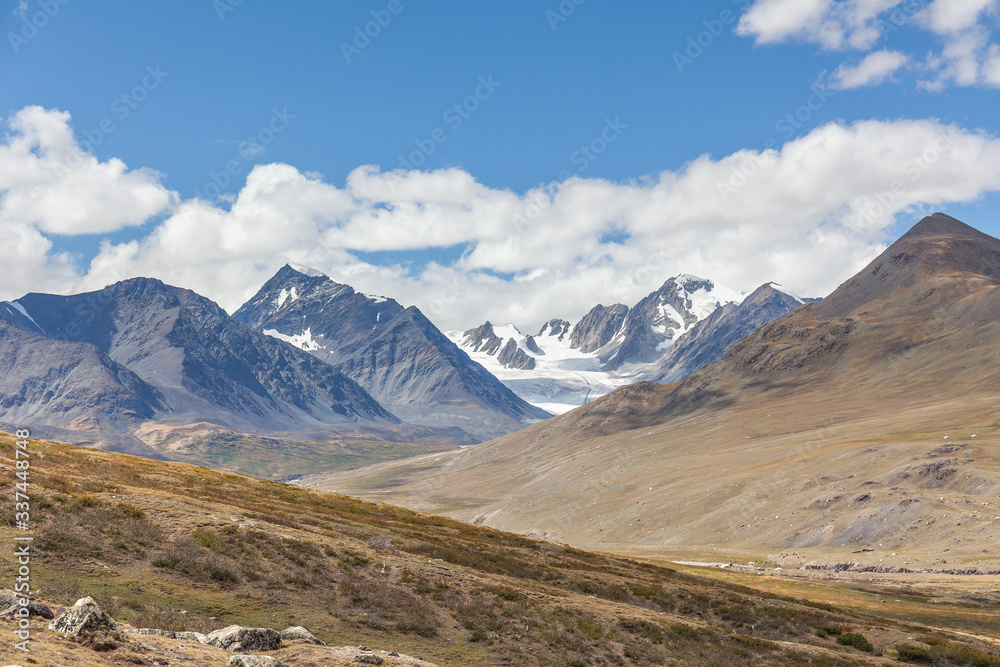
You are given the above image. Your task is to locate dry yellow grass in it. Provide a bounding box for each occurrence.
[2,433,998,665]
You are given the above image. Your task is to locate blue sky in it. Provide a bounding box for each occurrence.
[2,1,1000,329]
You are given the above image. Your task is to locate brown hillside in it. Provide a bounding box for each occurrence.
[312,214,1000,573]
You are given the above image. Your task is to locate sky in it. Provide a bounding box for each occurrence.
[2,0,1000,331]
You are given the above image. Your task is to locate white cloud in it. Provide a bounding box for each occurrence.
[0,106,175,236]
[984,43,1000,83]
[5,108,1000,332]
[830,49,908,88]
[737,0,904,50]
[920,0,998,34]
[0,107,175,298]
[737,0,1000,90]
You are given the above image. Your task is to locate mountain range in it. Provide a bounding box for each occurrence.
[308,213,1000,571]
[449,275,806,413]
[0,253,816,472]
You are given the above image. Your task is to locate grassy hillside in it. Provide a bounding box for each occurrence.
[1,433,999,666]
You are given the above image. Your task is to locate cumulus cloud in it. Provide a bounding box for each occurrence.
[920,0,998,34]
[737,0,1000,90]
[830,49,908,88]
[736,0,904,50]
[0,106,175,235]
[5,108,1000,332]
[0,106,175,297]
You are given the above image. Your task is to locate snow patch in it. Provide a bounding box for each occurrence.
[287,262,326,277]
[263,327,325,352]
[365,294,388,304]
[5,301,41,331]
[275,286,299,311]
[768,282,805,303]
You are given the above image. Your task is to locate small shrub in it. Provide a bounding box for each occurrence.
[837,631,873,652]
[815,624,844,638]
[896,644,932,662]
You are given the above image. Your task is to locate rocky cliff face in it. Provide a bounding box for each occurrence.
[497,338,536,370]
[569,304,628,353]
[461,322,505,355]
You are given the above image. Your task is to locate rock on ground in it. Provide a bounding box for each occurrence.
[47,597,116,636]
[206,625,283,652]
[0,590,53,619]
[279,626,326,646]
[130,628,176,638]
[228,656,286,667]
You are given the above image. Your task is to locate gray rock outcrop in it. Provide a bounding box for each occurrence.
[227,656,286,667]
[47,597,116,636]
[205,625,282,652]
[0,590,53,619]
[279,625,326,645]
[226,655,285,667]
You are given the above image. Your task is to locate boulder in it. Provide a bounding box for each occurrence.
[279,625,326,646]
[206,625,282,652]
[227,656,286,667]
[0,590,53,619]
[129,628,177,638]
[175,630,209,643]
[48,597,116,636]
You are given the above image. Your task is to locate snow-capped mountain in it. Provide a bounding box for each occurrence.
[451,275,806,414]
[601,274,746,370]
[233,265,551,441]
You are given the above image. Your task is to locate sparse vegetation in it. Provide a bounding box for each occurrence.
[2,432,1000,666]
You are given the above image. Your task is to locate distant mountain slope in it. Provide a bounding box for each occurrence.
[317,213,1000,567]
[233,265,551,441]
[647,283,805,384]
[3,277,397,434]
[0,316,164,430]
